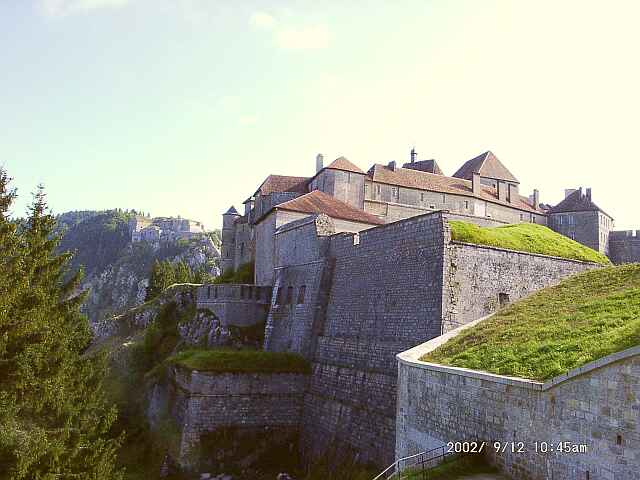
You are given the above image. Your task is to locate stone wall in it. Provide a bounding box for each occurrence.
[299,213,449,466]
[442,239,600,332]
[396,322,640,480]
[161,366,308,472]
[609,230,640,264]
[196,284,272,328]
[262,211,602,468]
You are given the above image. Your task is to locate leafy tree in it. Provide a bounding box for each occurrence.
[0,175,122,479]
[145,260,216,301]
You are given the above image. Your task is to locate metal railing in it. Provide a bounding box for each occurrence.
[372,445,459,480]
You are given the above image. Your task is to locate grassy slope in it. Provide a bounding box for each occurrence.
[165,348,311,374]
[449,221,610,264]
[422,264,640,381]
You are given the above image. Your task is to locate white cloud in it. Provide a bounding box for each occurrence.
[249,11,276,30]
[249,11,330,51]
[40,0,130,17]
[239,115,258,126]
[275,24,330,50]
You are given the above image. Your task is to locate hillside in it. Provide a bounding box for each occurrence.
[449,221,610,264]
[422,264,640,381]
[55,210,221,332]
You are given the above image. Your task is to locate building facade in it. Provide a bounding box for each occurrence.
[221,149,623,277]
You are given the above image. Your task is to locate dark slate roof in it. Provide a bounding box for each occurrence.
[324,156,366,174]
[367,164,543,214]
[452,151,519,183]
[224,206,239,215]
[255,175,310,196]
[548,188,612,218]
[275,190,384,225]
[402,159,444,175]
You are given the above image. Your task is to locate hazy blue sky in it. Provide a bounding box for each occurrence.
[2,1,638,229]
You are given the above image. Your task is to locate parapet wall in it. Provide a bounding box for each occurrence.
[196,284,272,328]
[396,321,640,480]
[609,230,640,265]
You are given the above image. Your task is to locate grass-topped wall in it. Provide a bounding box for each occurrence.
[449,221,610,264]
[165,348,311,375]
[422,264,640,381]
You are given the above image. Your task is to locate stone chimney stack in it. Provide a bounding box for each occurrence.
[316,153,324,173]
[388,160,397,171]
[410,147,417,163]
[565,188,578,199]
[532,189,540,209]
[586,187,592,202]
[472,172,481,195]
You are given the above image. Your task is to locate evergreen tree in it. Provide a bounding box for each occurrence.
[0,178,122,479]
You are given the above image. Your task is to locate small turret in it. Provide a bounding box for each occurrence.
[221,206,241,274]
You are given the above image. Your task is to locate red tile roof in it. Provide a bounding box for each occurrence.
[452,151,519,183]
[367,164,543,214]
[255,175,310,196]
[324,156,365,174]
[275,190,384,225]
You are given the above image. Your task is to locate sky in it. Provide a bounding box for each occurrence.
[2,0,638,229]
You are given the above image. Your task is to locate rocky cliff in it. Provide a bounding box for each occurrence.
[55,209,221,335]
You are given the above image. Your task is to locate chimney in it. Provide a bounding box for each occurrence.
[532,189,540,210]
[388,160,397,171]
[564,188,578,199]
[507,183,519,204]
[586,187,592,202]
[497,181,508,202]
[410,147,417,163]
[472,172,481,195]
[316,153,324,173]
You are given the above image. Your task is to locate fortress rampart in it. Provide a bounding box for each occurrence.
[396,320,640,480]
[260,212,599,466]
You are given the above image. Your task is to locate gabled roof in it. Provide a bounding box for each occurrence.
[324,156,366,174]
[224,206,239,215]
[549,188,612,218]
[402,159,444,175]
[274,190,384,225]
[254,175,310,196]
[452,151,519,184]
[367,164,543,214]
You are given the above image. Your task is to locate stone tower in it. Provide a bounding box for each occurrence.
[221,206,241,274]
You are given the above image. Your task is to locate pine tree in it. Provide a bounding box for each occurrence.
[0,180,123,479]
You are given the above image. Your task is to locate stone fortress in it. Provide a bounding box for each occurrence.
[183,150,638,477]
[129,214,210,244]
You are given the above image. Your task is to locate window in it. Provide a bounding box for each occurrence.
[421,193,425,202]
[498,293,510,307]
[376,184,381,196]
[617,435,623,446]
[353,233,360,246]
[286,286,294,304]
[464,201,469,209]
[240,243,244,257]
[364,183,369,197]
[391,187,399,200]
[519,214,524,221]
[207,286,211,298]
[442,193,446,203]
[297,286,306,305]
[429,204,436,210]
